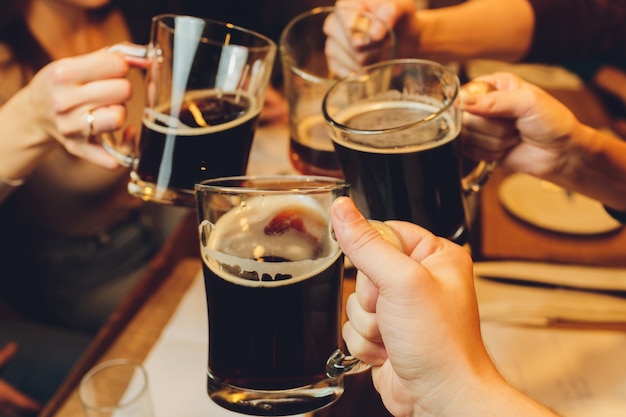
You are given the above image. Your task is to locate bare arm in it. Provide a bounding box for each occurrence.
[332,196,561,417]
[414,0,534,62]
[461,72,626,212]
[552,124,626,212]
[329,0,535,73]
[0,49,133,184]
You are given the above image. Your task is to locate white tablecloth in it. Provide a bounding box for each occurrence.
[143,125,626,416]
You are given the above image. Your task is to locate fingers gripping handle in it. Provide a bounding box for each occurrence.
[326,219,404,379]
[461,79,498,194]
[108,42,149,59]
[97,43,150,167]
[326,349,372,378]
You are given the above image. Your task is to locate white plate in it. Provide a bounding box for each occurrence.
[498,173,622,235]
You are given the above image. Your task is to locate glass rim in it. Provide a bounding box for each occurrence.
[279,5,397,83]
[78,358,148,412]
[195,175,349,195]
[152,14,277,51]
[321,58,460,136]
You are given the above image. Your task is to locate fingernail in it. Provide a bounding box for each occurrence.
[368,220,404,251]
[332,197,361,223]
[459,90,477,106]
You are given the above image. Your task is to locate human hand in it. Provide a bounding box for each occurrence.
[324,0,405,78]
[259,86,288,126]
[0,342,41,417]
[461,72,580,179]
[592,65,626,140]
[330,197,498,417]
[25,48,137,169]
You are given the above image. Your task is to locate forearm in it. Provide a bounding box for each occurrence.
[416,363,560,417]
[547,124,626,212]
[0,87,53,182]
[465,380,560,417]
[413,0,534,63]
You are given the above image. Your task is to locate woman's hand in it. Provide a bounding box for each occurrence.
[259,86,288,126]
[25,48,136,169]
[324,0,409,78]
[460,72,580,179]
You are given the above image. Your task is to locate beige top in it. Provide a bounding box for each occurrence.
[0,42,145,237]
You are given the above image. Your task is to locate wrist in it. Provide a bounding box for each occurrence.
[544,121,593,181]
[426,370,557,417]
[414,0,533,64]
[548,123,626,211]
[0,86,54,180]
[407,353,510,417]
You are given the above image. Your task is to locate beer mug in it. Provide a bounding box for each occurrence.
[322,59,494,245]
[280,6,396,178]
[102,15,276,206]
[195,175,367,416]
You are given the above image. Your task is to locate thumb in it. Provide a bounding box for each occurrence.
[331,197,406,289]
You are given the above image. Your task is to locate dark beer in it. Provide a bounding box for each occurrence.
[289,114,343,177]
[332,101,468,244]
[132,90,259,206]
[201,195,344,415]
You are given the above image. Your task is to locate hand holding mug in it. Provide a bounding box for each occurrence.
[195,175,368,416]
[323,59,494,245]
[21,49,135,171]
[100,15,276,206]
[280,6,395,178]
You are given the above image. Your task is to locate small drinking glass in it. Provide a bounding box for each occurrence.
[79,358,154,417]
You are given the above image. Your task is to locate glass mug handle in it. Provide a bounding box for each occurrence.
[201,218,372,380]
[326,220,403,379]
[460,79,498,194]
[99,42,150,167]
[462,160,496,194]
[326,349,371,378]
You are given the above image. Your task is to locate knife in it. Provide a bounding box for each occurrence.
[474,261,626,295]
[474,261,626,330]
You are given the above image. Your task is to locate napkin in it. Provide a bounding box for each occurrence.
[476,263,626,417]
[474,261,626,327]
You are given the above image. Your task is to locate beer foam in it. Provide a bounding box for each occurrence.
[331,100,459,154]
[143,89,259,136]
[202,194,341,287]
[295,113,335,152]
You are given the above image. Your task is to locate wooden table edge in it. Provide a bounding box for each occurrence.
[41,211,201,417]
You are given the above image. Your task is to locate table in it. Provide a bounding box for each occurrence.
[41,208,389,417]
[43,77,626,417]
[474,86,626,267]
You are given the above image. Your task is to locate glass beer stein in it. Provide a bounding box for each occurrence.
[280,6,396,178]
[101,15,276,206]
[323,59,494,245]
[195,175,368,416]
